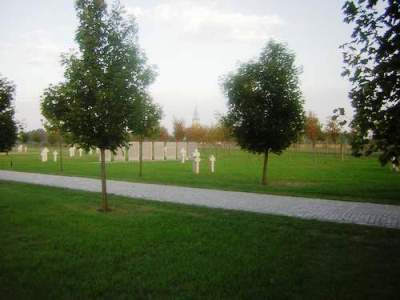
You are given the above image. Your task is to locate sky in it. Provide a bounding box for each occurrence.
[0,0,353,132]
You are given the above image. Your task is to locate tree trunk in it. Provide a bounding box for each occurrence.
[340,143,344,161]
[100,148,109,211]
[6,151,13,168]
[58,135,63,173]
[139,137,143,177]
[261,150,269,185]
[313,142,317,162]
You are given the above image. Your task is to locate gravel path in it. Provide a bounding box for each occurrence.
[1,170,400,229]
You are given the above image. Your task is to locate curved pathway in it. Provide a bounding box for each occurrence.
[1,170,400,229]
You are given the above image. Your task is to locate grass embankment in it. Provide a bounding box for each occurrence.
[0,148,399,204]
[0,181,400,299]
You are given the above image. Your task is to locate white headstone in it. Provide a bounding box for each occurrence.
[128,142,139,161]
[115,147,125,161]
[153,142,165,160]
[69,146,75,157]
[142,142,153,160]
[180,147,187,163]
[78,148,83,157]
[17,145,23,152]
[165,142,177,160]
[53,151,58,162]
[41,147,49,162]
[96,148,100,154]
[209,155,216,173]
[24,145,28,152]
[89,149,93,155]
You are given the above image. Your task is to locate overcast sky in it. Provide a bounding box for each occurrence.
[0,0,353,132]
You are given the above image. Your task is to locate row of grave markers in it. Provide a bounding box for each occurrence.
[97,142,200,162]
[39,142,198,162]
[40,143,217,174]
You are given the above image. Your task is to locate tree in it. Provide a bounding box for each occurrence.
[185,124,208,143]
[0,75,18,163]
[41,84,70,172]
[325,118,341,144]
[129,94,162,176]
[173,118,186,141]
[28,129,47,145]
[158,126,169,141]
[223,40,304,185]
[43,0,156,211]
[342,0,400,165]
[304,111,323,148]
[331,107,348,160]
[18,128,29,144]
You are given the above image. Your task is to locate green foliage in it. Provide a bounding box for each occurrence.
[42,0,156,151]
[27,129,47,145]
[18,130,29,144]
[41,84,70,131]
[0,75,17,152]
[47,130,59,145]
[223,40,305,155]
[128,94,162,140]
[342,0,400,165]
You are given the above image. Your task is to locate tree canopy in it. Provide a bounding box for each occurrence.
[305,112,323,147]
[342,0,400,164]
[0,75,18,152]
[223,40,304,184]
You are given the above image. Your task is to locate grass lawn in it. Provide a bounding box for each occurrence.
[1,147,399,204]
[0,181,400,299]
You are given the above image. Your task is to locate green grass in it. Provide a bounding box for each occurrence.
[1,147,399,204]
[0,181,399,299]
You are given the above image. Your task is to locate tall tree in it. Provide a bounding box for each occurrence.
[223,40,304,185]
[158,126,170,141]
[325,119,341,144]
[41,84,70,172]
[304,111,323,148]
[18,127,29,144]
[0,75,18,161]
[129,94,162,177]
[342,0,400,165]
[331,107,348,160]
[173,118,186,141]
[43,0,156,211]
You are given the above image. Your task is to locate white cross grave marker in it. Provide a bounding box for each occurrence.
[53,150,58,162]
[209,155,216,173]
[41,147,49,162]
[192,149,201,174]
[24,145,28,152]
[192,148,200,160]
[194,156,201,174]
[89,149,93,155]
[69,146,75,157]
[78,148,83,157]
